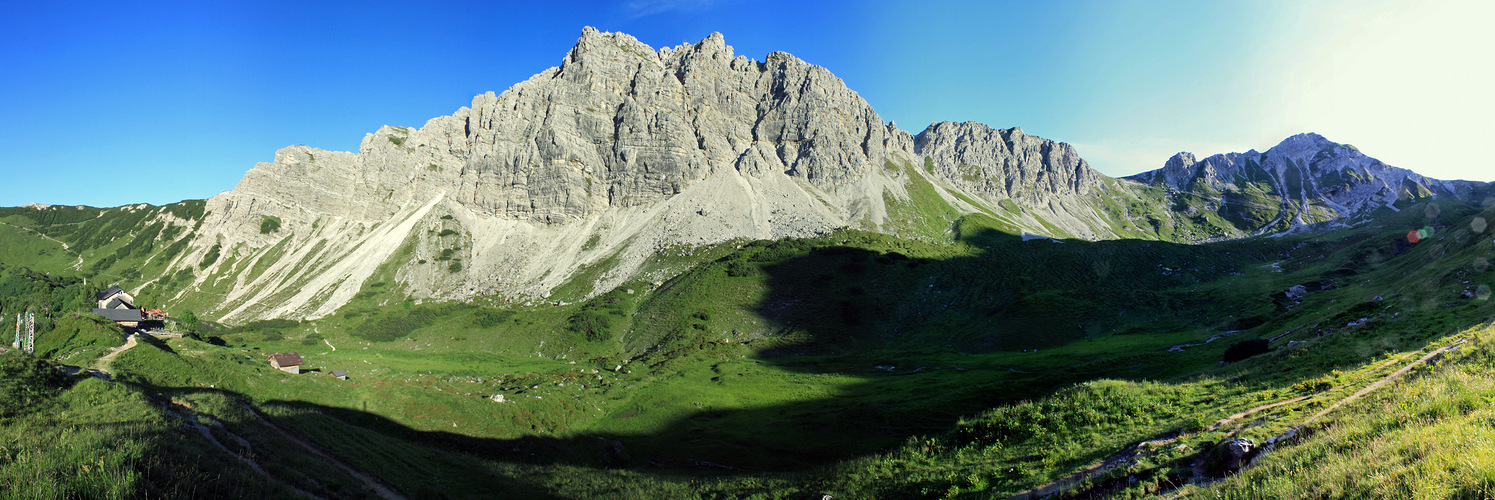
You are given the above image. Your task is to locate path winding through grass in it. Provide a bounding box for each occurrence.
[241,403,409,500]
[1300,339,1465,426]
[0,220,82,270]
[91,334,138,374]
[1012,337,1470,499]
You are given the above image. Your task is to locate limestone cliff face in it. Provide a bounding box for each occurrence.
[186,28,924,321]
[223,28,895,228]
[182,29,1440,322]
[915,122,1102,203]
[210,28,1113,242]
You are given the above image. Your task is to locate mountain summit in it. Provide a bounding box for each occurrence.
[145,29,1481,322]
[1127,133,1480,234]
[181,29,1133,321]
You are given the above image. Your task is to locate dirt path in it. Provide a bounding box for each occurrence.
[1011,337,1468,499]
[1007,393,1318,499]
[1006,449,1126,500]
[1203,395,1314,432]
[92,334,139,374]
[242,404,409,500]
[0,221,83,270]
[1302,339,1464,425]
[163,401,328,500]
[87,334,399,498]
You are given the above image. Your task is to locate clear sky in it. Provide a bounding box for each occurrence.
[2,0,1490,207]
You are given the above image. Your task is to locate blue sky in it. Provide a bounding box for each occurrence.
[2,0,1490,207]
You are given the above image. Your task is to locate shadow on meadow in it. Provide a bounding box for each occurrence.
[125,198,1495,497]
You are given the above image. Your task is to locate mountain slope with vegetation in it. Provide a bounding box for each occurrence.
[3,29,1475,325]
[3,191,1491,497]
[2,28,1493,500]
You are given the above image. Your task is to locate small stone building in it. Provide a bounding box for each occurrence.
[93,285,144,328]
[96,285,135,310]
[268,352,304,374]
[330,369,347,380]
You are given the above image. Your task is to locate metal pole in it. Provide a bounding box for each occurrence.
[11,313,18,349]
[24,312,35,354]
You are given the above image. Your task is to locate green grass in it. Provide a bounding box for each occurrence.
[0,351,336,497]
[1193,322,1495,499]
[0,222,79,272]
[881,159,964,241]
[2,185,1493,497]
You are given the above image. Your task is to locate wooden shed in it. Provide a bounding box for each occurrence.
[268,352,304,374]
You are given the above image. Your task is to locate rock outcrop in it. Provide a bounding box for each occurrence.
[915,122,1102,203]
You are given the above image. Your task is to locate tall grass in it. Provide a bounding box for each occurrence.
[1199,324,1495,499]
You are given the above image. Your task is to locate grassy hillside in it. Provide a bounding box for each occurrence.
[1,190,1492,497]
[0,201,205,309]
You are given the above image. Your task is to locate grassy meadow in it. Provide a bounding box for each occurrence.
[0,189,1492,497]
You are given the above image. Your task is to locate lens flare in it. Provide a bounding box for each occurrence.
[1407,229,1421,243]
[1421,226,1434,240]
[1473,217,1488,234]
[1477,285,1492,301]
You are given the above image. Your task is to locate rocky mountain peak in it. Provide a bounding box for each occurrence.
[190,28,1350,322]
[1143,152,1199,192]
[1265,132,1338,158]
[1276,131,1330,147]
[913,121,1102,201]
[1126,132,1484,235]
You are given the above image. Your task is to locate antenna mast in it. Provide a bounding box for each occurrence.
[23,312,35,354]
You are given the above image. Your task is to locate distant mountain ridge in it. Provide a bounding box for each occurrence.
[1125,132,1483,234]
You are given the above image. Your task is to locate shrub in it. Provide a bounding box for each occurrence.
[260,215,281,234]
[353,306,448,342]
[472,309,515,328]
[726,260,757,277]
[220,318,299,334]
[176,310,199,333]
[199,244,222,269]
[568,311,614,341]
[162,199,206,221]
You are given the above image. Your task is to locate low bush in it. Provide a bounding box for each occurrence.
[471,308,515,328]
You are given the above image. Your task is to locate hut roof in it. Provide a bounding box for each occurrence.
[96,285,124,301]
[92,308,143,321]
[269,352,304,367]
